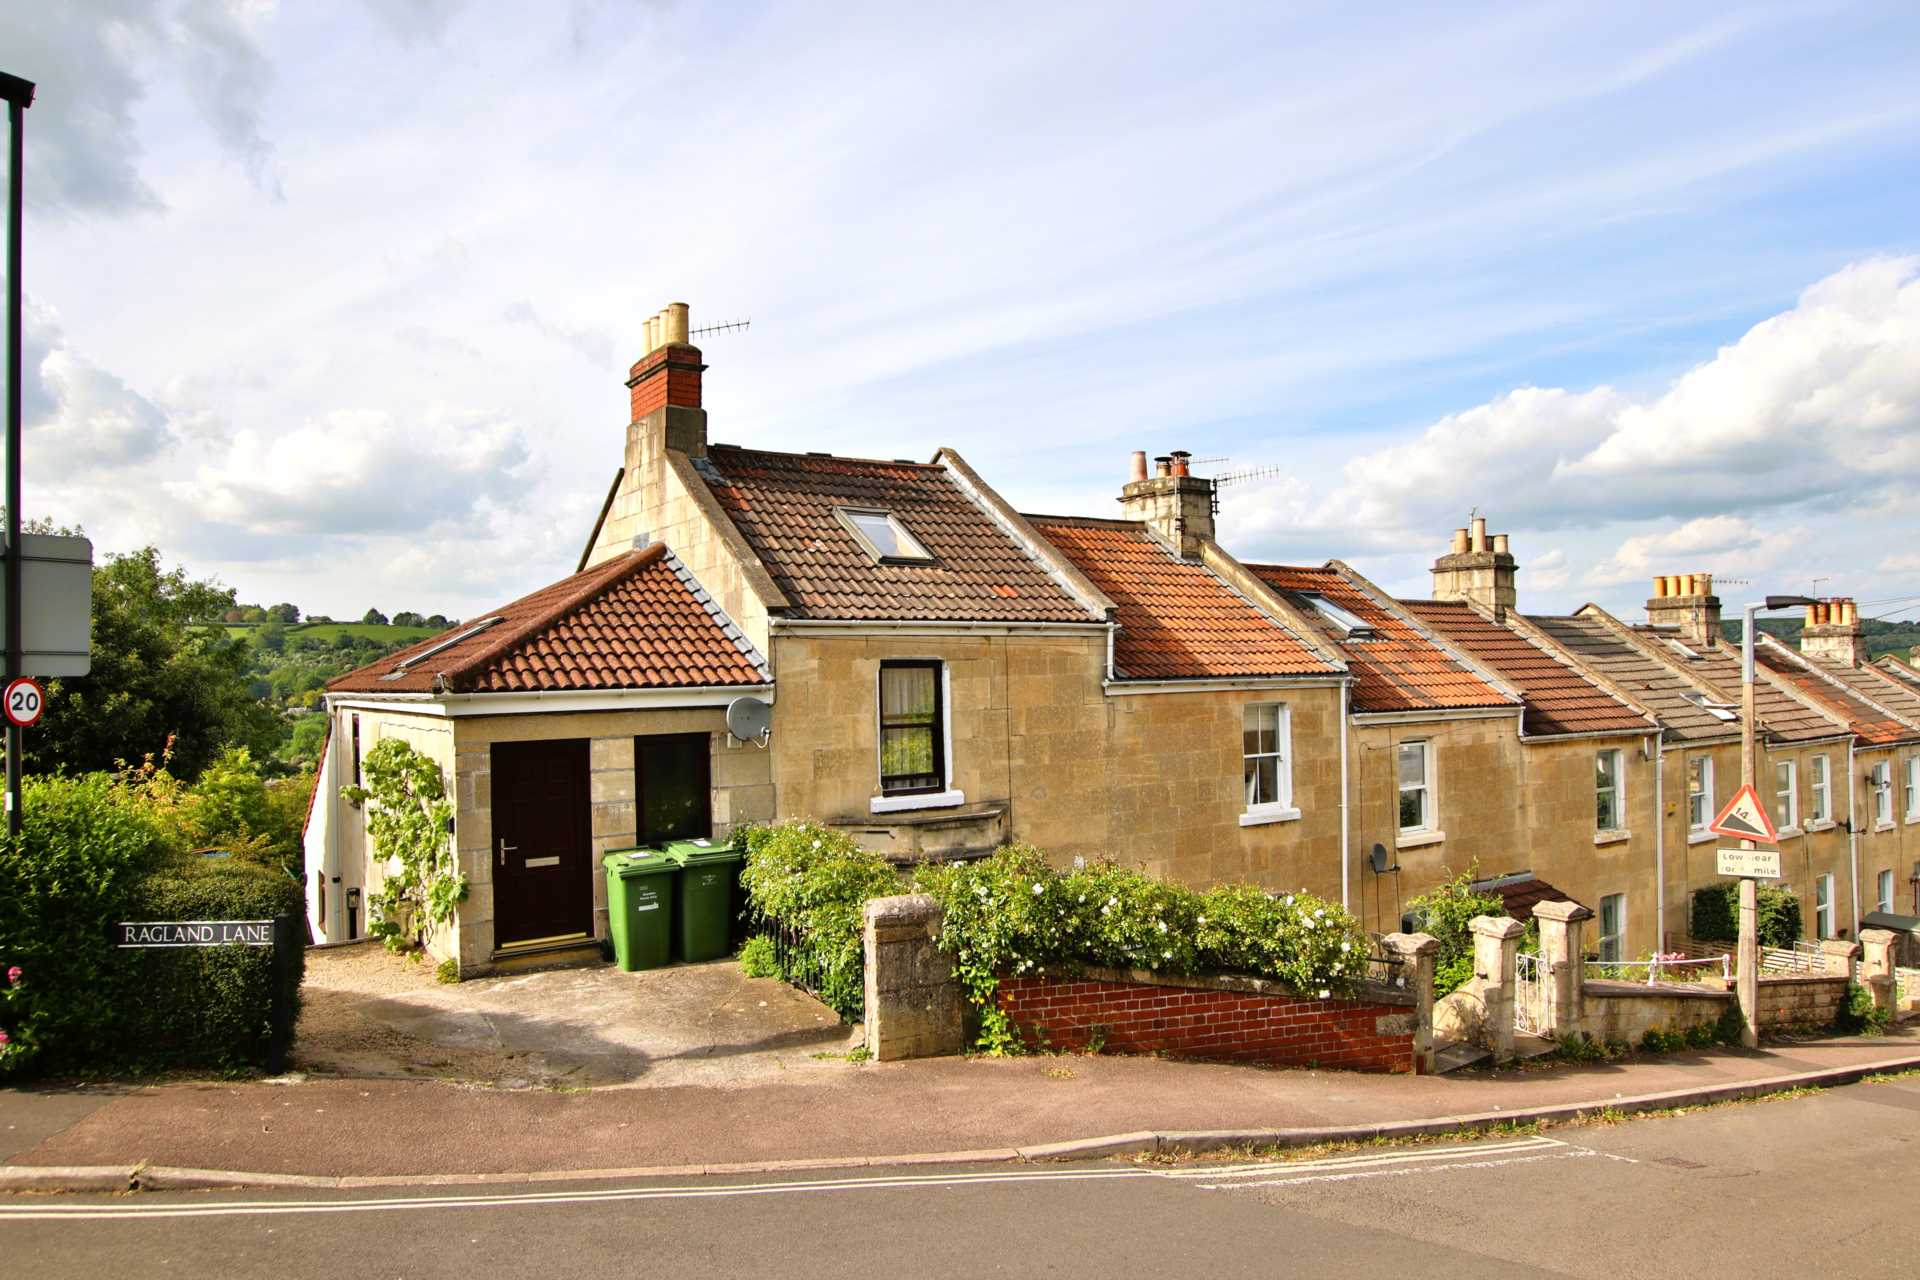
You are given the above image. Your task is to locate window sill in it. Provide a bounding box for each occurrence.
[1396,829,1446,850]
[1687,829,1716,845]
[1873,821,1897,834]
[870,789,966,815]
[1777,826,1804,840]
[1239,806,1301,828]
[1593,829,1631,847]
[1805,818,1836,833]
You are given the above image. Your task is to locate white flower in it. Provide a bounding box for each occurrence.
[1162,950,1172,960]
[1303,917,1315,930]
[1156,920,1168,934]
[1101,905,1112,917]
[1078,895,1086,904]
[811,839,822,850]
[1318,988,1330,999]
[1285,895,1294,906]
[1073,855,1086,869]
[1340,941,1351,953]
[1197,916,1206,925]
[1032,883,1044,896]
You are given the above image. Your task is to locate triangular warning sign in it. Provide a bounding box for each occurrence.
[1710,783,1779,844]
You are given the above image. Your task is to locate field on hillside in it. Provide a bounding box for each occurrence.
[222,621,440,644]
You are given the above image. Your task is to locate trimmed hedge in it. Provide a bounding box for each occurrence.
[0,773,304,1076]
[1691,881,1801,950]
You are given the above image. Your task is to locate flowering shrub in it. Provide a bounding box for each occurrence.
[737,820,901,1020]
[917,845,1368,1053]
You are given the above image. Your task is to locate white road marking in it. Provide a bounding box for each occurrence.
[1194,1148,1590,1190]
[0,1137,1582,1222]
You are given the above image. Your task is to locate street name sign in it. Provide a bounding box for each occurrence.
[116,920,275,948]
[1709,783,1778,844]
[1717,847,1782,879]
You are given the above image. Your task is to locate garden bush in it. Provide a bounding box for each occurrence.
[0,769,304,1076]
[918,845,1367,1053]
[1403,870,1506,997]
[1690,881,1801,950]
[737,820,901,1020]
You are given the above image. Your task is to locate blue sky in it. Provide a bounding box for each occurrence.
[7,1,1920,622]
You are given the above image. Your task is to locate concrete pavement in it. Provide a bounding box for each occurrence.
[6,1072,1917,1279]
[1,1027,1914,1183]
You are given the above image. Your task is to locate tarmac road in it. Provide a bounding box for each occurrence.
[5,1073,1916,1279]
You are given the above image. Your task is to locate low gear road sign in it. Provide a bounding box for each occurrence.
[1709,783,1778,844]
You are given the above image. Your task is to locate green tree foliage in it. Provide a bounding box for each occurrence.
[362,608,388,625]
[1691,881,1802,949]
[27,548,279,781]
[265,602,301,624]
[1404,870,1507,997]
[391,611,425,627]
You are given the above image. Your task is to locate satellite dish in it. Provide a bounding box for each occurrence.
[1369,842,1396,875]
[726,696,772,746]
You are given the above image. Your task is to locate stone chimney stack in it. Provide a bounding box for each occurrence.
[1801,597,1867,667]
[626,301,707,458]
[1119,448,1214,558]
[1645,573,1723,647]
[1430,516,1518,617]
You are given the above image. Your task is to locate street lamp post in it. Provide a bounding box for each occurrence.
[0,71,33,845]
[1738,594,1816,1048]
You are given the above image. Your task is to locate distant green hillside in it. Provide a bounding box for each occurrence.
[222,621,438,644]
[1723,617,1920,661]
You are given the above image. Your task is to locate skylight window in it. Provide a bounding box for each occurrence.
[393,616,505,671]
[836,508,933,564]
[1299,593,1376,639]
[1679,690,1739,722]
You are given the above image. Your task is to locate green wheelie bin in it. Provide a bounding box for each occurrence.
[603,849,677,971]
[662,838,746,963]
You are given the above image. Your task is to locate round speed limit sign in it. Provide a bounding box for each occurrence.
[4,678,45,728]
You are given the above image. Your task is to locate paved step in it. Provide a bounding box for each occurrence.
[1433,1041,1492,1074]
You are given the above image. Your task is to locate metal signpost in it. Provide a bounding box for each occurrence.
[2,71,33,843]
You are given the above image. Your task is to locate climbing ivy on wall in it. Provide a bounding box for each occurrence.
[343,739,466,953]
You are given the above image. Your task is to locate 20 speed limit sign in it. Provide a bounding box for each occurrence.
[4,678,45,728]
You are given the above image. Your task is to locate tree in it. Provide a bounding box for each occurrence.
[266,602,301,624]
[257,618,287,653]
[425,614,449,628]
[26,548,281,781]
[391,611,425,628]
[362,608,388,626]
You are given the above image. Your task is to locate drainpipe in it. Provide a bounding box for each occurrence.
[1848,739,1861,936]
[1653,733,1665,952]
[1105,621,1116,684]
[1340,680,1351,912]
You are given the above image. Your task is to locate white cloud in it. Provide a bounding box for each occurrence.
[1586,515,1799,588]
[22,300,173,480]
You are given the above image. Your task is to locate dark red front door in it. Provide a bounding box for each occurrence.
[491,739,593,948]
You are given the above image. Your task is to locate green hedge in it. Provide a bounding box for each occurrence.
[1691,881,1801,950]
[1404,871,1507,997]
[737,821,901,1020]
[0,773,304,1076]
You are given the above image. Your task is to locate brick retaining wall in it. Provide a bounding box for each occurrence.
[995,967,1418,1073]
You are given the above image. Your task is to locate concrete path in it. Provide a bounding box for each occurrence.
[2,1027,1913,1181]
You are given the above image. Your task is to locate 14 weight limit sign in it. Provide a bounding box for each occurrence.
[3,677,43,728]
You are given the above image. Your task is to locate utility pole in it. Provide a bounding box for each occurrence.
[1,71,34,845]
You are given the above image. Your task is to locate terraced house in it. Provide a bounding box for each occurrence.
[303,304,1919,974]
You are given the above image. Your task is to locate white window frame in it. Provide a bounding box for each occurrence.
[1239,702,1298,826]
[868,660,964,814]
[1598,893,1627,964]
[1687,754,1713,837]
[1595,749,1626,836]
[836,507,934,564]
[1774,759,1799,833]
[1873,761,1894,827]
[1878,868,1895,915]
[1397,739,1434,836]
[1809,754,1831,825]
[1905,756,1920,823]
[1815,873,1834,939]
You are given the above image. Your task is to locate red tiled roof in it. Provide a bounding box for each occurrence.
[328,546,768,695]
[1400,601,1654,737]
[1248,564,1513,714]
[1470,872,1587,922]
[1026,517,1339,680]
[694,446,1097,623]
[1754,643,1919,746]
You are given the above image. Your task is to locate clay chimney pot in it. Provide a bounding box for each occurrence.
[1129,450,1148,483]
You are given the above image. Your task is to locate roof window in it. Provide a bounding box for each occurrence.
[836,508,933,564]
[394,616,505,672]
[1299,593,1376,640]
[1679,689,1739,721]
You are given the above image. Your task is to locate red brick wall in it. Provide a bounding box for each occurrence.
[627,347,705,419]
[996,971,1416,1073]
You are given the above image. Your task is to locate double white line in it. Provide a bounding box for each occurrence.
[0,1137,1577,1221]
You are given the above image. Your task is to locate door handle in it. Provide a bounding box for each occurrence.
[498,839,517,869]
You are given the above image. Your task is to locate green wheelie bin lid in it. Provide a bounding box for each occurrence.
[603,849,677,972]
[661,839,744,963]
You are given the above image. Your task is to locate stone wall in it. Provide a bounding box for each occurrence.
[1581,981,1732,1043]
[995,968,1419,1073]
[862,895,964,1061]
[1755,974,1851,1032]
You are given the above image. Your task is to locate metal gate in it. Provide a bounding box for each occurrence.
[1514,951,1548,1036]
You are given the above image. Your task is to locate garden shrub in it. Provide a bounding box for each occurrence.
[0,769,304,1076]
[343,738,465,953]
[918,845,1367,1053]
[737,820,901,1020]
[1403,870,1506,997]
[1690,882,1801,949]
[1835,981,1891,1035]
